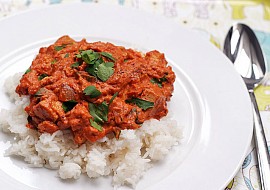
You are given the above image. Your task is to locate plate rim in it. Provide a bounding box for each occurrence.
[0,3,253,190]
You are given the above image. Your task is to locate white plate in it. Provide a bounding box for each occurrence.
[0,3,253,190]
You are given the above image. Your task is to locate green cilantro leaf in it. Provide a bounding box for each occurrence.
[34,88,47,97]
[71,61,82,68]
[125,98,154,110]
[89,102,108,123]
[109,92,118,105]
[51,59,57,64]
[88,93,117,128]
[90,119,103,131]
[85,65,97,77]
[96,63,114,82]
[103,62,114,67]
[54,45,66,51]
[75,53,82,58]
[100,52,115,62]
[24,68,31,74]
[77,50,115,81]
[80,50,101,65]
[85,58,103,77]
[83,86,101,98]
[150,76,168,88]
[64,53,69,58]
[62,100,78,113]
[38,74,48,81]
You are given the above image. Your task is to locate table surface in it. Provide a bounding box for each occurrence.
[0,1,270,190]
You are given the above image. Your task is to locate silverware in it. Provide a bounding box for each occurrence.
[223,23,270,190]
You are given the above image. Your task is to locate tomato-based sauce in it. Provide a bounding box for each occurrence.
[16,36,176,144]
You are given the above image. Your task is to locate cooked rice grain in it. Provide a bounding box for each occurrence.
[0,73,182,188]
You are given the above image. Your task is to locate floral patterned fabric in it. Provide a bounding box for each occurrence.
[1,1,270,189]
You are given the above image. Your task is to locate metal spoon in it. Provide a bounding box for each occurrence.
[223,23,270,190]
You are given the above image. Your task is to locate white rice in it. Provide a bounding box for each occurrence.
[0,73,182,188]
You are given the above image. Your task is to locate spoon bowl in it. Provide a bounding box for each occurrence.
[223,23,270,190]
[223,24,266,90]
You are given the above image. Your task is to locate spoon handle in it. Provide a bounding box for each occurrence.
[250,92,270,190]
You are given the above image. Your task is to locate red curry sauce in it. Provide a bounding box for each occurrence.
[16,36,175,144]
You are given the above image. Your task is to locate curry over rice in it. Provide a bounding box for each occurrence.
[15,36,175,144]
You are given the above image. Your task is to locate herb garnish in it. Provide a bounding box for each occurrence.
[51,59,57,64]
[62,100,78,113]
[55,43,73,51]
[54,45,67,51]
[109,92,118,104]
[38,74,48,81]
[150,76,168,88]
[24,68,31,74]
[76,50,101,65]
[88,92,118,130]
[100,52,115,61]
[125,97,154,110]
[96,62,114,82]
[71,61,82,68]
[90,119,103,131]
[89,102,109,124]
[83,86,101,98]
[64,53,69,58]
[75,50,115,81]
[34,88,47,97]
